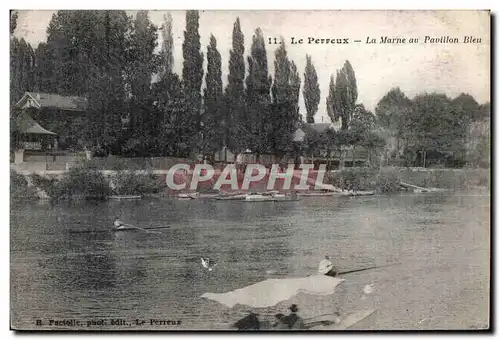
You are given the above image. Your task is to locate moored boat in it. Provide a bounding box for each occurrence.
[245,192,298,202]
[297,191,336,197]
[196,193,220,199]
[177,193,197,199]
[115,225,139,231]
[216,193,248,200]
[178,192,221,199]
[340,190,376,197]
[109,195,142,200]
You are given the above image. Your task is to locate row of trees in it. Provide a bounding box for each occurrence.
[11,10,350,159]
[10,10,489,168]
[375,88,490,167]
[299,86,490,168]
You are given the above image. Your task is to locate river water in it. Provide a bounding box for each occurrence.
[10,192,490,330]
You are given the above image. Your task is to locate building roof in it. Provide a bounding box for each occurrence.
[12,111,57,135]
[293,128,306,142]
[16,92,88,111]
[293,123,335,142]
[306,123,334,133]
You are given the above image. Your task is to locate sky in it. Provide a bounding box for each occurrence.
[13,10,490,123]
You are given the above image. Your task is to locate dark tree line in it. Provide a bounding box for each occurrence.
[11,10,488,168]
[10,10,311,159]
[375,88,490,167]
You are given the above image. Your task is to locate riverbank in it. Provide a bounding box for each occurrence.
[10,163,490,201]
[326,167,490,193]
[10,193,490,330]
[12,163,163,201]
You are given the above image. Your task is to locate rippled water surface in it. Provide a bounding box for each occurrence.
[11,192,490,330]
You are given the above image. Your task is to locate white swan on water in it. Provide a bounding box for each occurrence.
[361,284,374,300]
[201,258,216,271]
[363,284,374,295]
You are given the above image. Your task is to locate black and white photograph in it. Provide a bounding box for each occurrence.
[9,9,490,331]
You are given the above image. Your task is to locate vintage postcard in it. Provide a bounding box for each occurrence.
[10,10,490,331]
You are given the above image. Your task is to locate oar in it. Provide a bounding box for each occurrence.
[337,262,400,276]
[122,224,162,235]
[144,226,171,230]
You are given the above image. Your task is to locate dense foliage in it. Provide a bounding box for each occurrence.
[375,88,490,167]
[10,10,489,168]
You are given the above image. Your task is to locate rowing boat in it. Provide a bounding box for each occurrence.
[245,192,298,202]
[109,195,142,200]
[114,226,139,231]
[216,194,248,200]
[177,193,197,199]
[296,191,336,197]
[340,190,376,197]
[251,309,376,330]
[306,309,376,330]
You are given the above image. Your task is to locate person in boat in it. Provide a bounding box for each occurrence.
[233,312,260,330]
[281,304,305,330]
[272,313,288,330]
[113,217,126,229]
[318,255,338,277]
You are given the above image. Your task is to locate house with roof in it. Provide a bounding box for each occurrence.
[11,92,88,166]
[293,122,335,143]
[16,92,88,112]
[293,121,369,169]
[13,92,88,150]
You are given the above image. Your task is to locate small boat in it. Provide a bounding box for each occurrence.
[109,195,142,200]
[178,191,220,199]
[216,193,248,201]
[297,191,336,197]
[202,268,382,331]
[340,190,376,197]
[252,309,376,330]
[114,225,139,231]
[245,192,297,202]
[196,193,220,199]
[305,309,376,330]
[177,193,197,200]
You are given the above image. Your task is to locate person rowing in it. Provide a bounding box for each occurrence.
[112,217,161,234]
[318,255,338,277]
[113,217,127,230]
[280,304,305,330]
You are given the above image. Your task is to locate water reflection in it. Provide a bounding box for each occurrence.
[11,193,490,330]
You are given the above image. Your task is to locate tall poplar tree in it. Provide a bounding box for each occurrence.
[10,38,36,104]
[41,10,130,154]
[123,10,159,156]
[224,18,246,153]
[245,28,272,156]
[303,55,320,124]
[325,74,336,124]
[202,35,223,155]
[160,12,174,77]
[334,60,358,130]
[270,39,301,156]
[182,10,204,152]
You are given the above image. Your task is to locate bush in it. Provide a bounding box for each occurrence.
[39,163,112,200]
[326,167,402,193]
[375,169,402,193]
[10,170,36,201]
[326,167,379,191]
[21,160,166,200]
[30,173,59,199]
[112,170,163,195]
[63,165,112,199]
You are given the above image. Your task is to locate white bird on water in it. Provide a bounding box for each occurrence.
[363,284,374,295]
[361,284,374,300]
[201,258,216,271]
